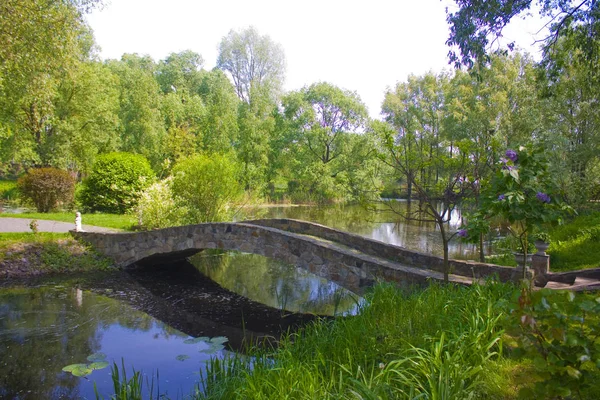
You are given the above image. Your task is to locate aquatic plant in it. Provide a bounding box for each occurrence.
[62,352,109,378]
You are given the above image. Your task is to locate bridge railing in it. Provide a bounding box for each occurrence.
[246,219,514,281]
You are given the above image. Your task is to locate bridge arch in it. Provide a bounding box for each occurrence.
[72,220,508,291]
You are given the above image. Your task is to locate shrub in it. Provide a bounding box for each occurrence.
[135,178,186,229]
[79,153,155,213]
[17,168,75,212]
[171,153,242,223]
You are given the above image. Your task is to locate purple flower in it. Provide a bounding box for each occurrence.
[498,194,505,201]
[458,229,468,238]
[506,149,518,162]
[536,192,551,203]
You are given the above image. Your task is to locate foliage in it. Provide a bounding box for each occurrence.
[79,152,155,214]
[17,167,76,212]
[135,178,185,229]
[0,0,102,170]
[0,180,18,201]
[377,72,480,280]
[106,55,166,169]
[281,82,376,203]
[463,147,573,270]
[511,287,600,399]
[217,26,286,103]
[171,153,242,223]
[445,0,600,68]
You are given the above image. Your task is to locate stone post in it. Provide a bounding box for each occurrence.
[531,254,550,276]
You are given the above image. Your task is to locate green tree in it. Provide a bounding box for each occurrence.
[538,36,600,204]
[282,82,372,203]
[446,0,600,68]
[217,26,286,104]
[49,61,121,173]
[0,0,101,171]
[107,54,165,168]
[197,69,240,154]
[155,50,204,95]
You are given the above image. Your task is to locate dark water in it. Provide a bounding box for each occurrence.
[0,253,358,399]
[247,202,492,260]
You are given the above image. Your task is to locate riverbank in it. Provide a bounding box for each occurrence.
[198,282,600,399]
[0,233,113,278]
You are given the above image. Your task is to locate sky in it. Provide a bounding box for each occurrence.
[85,0,546,118]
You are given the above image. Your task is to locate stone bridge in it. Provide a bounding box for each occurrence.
[71,219,517,293]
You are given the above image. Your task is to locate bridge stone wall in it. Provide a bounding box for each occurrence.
[247,219,514,281]
[72,223,465,293]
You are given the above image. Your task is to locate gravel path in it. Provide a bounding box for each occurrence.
[0,217,118,233]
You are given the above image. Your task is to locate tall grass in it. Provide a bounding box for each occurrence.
[197,282,514,399]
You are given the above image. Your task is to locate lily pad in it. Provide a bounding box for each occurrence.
[62,363,88,373]
[71,365,94,377]
[200,343,225,354]
[183,336,209,344]
[208,336,228,345]
[176,354,190,361]
[89,361,109,370]
[87,352,107,362]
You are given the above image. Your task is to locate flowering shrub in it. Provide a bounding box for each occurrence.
[462,146,572,272]
[135,178,186,230]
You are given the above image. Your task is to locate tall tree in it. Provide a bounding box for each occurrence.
[446,0,600,68]
[107,54,165,169]
[282,82,372,202]
[155,50,204,95]
[197,69,239,154]
[0,0,101,171]
[217,26,286,103]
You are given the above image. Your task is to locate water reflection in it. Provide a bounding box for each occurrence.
[249,202,492,260]
[0,284,213,399]
[189,250,361,316]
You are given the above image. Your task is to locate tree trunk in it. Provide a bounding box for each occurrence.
[479,232,485,262]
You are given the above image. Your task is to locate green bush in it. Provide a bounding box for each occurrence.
[17,168,75,212]
[79,153,155,214]
[511,287,600,399]
[135,178,186,229]
[171,153,242,223]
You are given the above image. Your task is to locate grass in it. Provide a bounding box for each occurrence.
[484,211,600,272]
[0,232,113,275]
[547,212,600,271]
[0,211,136,230]
[196,282,521,399]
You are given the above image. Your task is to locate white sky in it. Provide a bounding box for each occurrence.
[86,0,546,118]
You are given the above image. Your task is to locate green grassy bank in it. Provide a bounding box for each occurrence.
[0,232,113,277]
[193,282,600,400]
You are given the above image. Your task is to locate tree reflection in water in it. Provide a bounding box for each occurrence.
[190,250,361,316]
